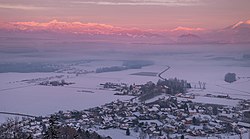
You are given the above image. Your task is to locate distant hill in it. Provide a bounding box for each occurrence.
[216,20,250,43]
[177,33,202,43]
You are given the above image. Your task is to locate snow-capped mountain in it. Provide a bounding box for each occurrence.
[214,20,250,43]
[225,20,250,30]
[0,20,161,39]
[0,19,250,44]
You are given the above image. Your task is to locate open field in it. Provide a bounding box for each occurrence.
[1,52,250,119]
[0,44,250,139]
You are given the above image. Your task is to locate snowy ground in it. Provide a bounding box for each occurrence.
[158,55,250,100]
[95,128,250,139]
[0,65,160,123]
[96,128,139,139]
[177,96,240,106]
[1,44,250,139]
[1,54,250,117]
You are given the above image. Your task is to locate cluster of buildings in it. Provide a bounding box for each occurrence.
[85,96,250,137]
[39,79,74,86]
[13,94,250,138]
[2,81,250,138]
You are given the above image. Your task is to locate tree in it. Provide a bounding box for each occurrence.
[183,103,189,113]
[27,135,33,139]
[225,123,233,132]
[192,117,197,125]
[134,126,139,133]
[212,106,218,115]
[159,130,163,136]
[43,115,60,139]
[139,130,147,139]
[186,83,192,88]
[85,130,90,138]
[202,82,206,89]
[58,126,78,139]
[0,117,29,139]
[129,85,133,91]
[126,128,130,136]
[198,81,202,89]
[224,73,237,83]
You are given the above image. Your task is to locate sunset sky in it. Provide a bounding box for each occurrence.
[0,0,249,30]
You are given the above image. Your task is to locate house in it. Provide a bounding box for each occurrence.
[237,122,250,128]
[185,117,193,124]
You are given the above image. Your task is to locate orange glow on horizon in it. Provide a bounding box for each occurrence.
[13,20,116,29]
[0,20,208,33]
[171,26,205,32]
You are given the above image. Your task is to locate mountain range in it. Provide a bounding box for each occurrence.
[0,19,249,44]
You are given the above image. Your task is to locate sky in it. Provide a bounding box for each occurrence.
[0,0,249,30]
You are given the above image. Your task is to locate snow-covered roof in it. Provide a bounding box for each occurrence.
[238,122,250,128]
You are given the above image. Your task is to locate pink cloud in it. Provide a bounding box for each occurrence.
[12,20,115,29]
[171,26,205,32]
[245,20,250,24]
[0,20,160,38]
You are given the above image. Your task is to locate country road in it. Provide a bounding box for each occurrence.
[216,84,250,95]
[0,84,35,92]
[0,111,37,118]
[158,66,171,80]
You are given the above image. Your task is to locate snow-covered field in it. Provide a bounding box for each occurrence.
[1,44,250,139]
[0,64,161,123]
[1,55,250,120]
[95,128,250,139]
[164,63,250,100]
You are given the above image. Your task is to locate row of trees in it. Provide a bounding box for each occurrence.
[43,115,111,139]
[0,117,31,139]
[96,66,127,73]
[0,115,110,139]
[139,78,191,101]
[96,60,153,73]
[157,78,191,93]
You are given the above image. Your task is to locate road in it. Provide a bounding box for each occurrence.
[0,111,37,118]
[0,84,35,93]
[216,84,250,95]
[158,66,171,80]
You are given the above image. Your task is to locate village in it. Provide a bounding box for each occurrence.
[1,79,250,139]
